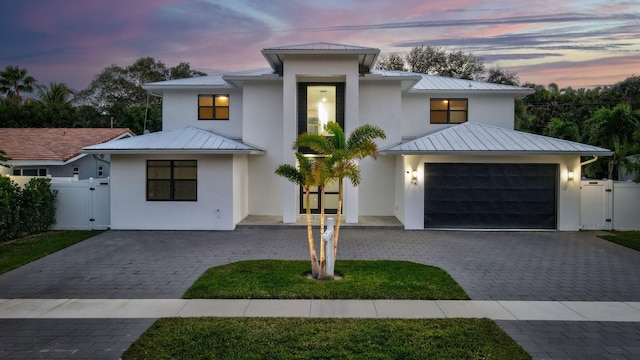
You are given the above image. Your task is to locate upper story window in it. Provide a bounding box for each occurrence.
[198,94,229,120]
[298,83,345,137]
[430,98,468,124]
[147,160,197,201]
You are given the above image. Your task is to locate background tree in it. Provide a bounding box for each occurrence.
[37,82,75,105]
[405,46,484,80]
[170,62,207,79]
[612,75,640,109]
[542,117,581,142]
[375,53,405,71]
[76,58,205,133]
[583,103,640,179]
[0,65,36,105]
[485,66,519,85]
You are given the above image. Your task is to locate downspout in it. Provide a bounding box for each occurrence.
[579,155,598,180]
[580,155,598,167]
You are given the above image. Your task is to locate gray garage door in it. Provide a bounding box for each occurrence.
[424,163,557,229]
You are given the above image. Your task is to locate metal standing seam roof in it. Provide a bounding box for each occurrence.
[371,69,533,94]
[82,126,265,155]
[380,122,613,156]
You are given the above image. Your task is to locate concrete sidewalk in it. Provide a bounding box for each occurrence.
[3,298,640,322]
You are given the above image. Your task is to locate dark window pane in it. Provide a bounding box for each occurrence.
[199,95,213,106]
[148,180,171,200]
[450,111,467,123]
[199,108,213,119]
[450,100,467,110]
[431,111,448,123]
[148,167,171,179]
[431,99,449,110]
[215,107,229,119]
[174,166,197,180]
[174,180,197,200]
[215,96,229,106]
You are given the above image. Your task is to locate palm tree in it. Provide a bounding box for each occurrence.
[275,152,321,278]
[37,82,75,104]
[295,123,386,264]
[0,66,36,105]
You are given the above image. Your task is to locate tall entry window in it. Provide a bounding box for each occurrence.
[298,83,344,136]
[297,82,345,214]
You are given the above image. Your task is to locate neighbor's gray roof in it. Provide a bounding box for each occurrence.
[82,126,264,155]
[381,122,613,156]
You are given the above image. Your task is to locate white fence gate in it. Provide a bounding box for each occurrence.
[580,180,640,231]
[49,178,110,230]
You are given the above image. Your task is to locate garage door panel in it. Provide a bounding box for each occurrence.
[424,163,557,229]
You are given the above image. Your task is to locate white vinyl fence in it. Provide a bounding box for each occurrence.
[580,180,640,231]
[10,176,110,230]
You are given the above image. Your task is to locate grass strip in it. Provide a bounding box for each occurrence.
[123,317,530,360]
[184,260,469,300]
[600,231,640,252]
[0,230,102,275]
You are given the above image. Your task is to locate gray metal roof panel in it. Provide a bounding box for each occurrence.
[82,126,265,154]
[381,122,613,156]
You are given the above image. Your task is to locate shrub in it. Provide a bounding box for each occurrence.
[0,177,22,240]
[0,176,57,242]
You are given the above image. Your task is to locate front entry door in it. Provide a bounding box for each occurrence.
[301,179,340,214]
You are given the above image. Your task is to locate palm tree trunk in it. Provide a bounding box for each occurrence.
[305,188,320,278]
[318,185,326,279]
[334,179,343,260]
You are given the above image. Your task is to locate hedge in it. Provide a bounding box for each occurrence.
[0,177,57,242]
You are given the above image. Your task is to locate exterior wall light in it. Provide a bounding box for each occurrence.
[411,169,418,185]
[568,169,574,181]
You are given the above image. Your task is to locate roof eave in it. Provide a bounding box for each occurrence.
[380,150,615,156]
[2,160,67,166]
[409,89,534,96]
[82,149,265,155]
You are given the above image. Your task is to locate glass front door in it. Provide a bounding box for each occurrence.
[301,178,340,214]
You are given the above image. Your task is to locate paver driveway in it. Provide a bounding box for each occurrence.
[1,228,640,359]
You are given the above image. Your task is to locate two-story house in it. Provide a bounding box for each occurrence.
[84,43,612,231]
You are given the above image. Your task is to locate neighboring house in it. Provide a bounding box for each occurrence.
[0,128,134,179]
[83,42,612,231]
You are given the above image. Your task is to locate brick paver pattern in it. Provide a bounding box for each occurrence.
[1,229,640,359]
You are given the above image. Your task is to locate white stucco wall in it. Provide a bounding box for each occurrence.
[233,155,249,225]
[109,154,237,230]
[242,81,284,216]
[358,81,402,216]
[161,88,243,138]
[401,93,516,138]
[398,154,581,230]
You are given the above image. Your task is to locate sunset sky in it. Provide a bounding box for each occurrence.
[1,0,639,91]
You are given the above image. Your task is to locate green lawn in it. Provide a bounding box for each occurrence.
[136,260,527,358]
[123,317,530,360]
[0,230,102,275]
[184,260,470,300]
[600,231,640,252]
